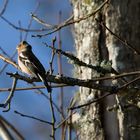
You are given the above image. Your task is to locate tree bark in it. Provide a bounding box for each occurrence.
[106,0,140,140]
[71,0,140,140]
[71,0,105,139]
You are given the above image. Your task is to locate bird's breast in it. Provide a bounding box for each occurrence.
[18,58,33,75]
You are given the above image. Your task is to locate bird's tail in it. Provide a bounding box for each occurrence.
[43,80,52,93]
[38,74,52,93]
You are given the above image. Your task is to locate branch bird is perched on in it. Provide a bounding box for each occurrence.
[17,41,51,93]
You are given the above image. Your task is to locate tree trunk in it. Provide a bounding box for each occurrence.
[71,0,105,139]
[106,0,140,140]
[71,0,140,140]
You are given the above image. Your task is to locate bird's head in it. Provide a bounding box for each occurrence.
[17,41,32,53]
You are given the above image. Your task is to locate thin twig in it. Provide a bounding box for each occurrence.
[31,13,73,29]
[32,15,73,37]
[49,91,56,140]
[49,38,57,140]
[24,2,40,40]
[70,76,140,110]
[30,82,65,120]
[0,46,11,58]
[88,71,140,82]
[95,18,140,55]
[18,21,23,41]
[0,50,17,75]
[2,77,18,112]
[68,110,72,140]
[0,118,14,140]
[7,72,117,92]
[31,13,57,28]
[0,16,50,32]
[0,0,9,16]
[44,42,114,74]
[69,92,114,110]
[0,54,19,70]
[67,97,77,140]
[55,111,76,129]
[0,115,24,140]
[14,110,53,125]
[118,76,140,91]
[57,11,65,140]
[49,37,56,74]
[32,0,109,37]
[0,84,68,92]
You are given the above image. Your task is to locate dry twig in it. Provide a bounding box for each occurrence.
[14,110,53,125]
[32,0,109,37]
[70,76,140,110]
[0,115,24,140]
[0,0,9,16]
[96,18,140,55]
[0,54,19,70]
[2,77,17,112]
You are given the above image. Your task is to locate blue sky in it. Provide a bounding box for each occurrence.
[0,0,75,139]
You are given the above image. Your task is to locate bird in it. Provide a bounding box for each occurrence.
[17,41,51,93]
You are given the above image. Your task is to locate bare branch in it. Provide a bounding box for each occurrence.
[96,18,140,55]
[24,2,40,40]
[32,0,109,37]
[0,118,14,140]
[2,77,17,112]
[31,13,57,28]
[69,92,114,110]
[7,72,117,92]
[0,0,9,16]
[48,38,57,140]
[70,77,140,110]
[0,16,50,32]
[7,71,140,92]
[0,51,17,75]
[0,46,11,58]
[0,84,68,92]
[55,111,76,129]
[0,116,24,140]
[57,11,65,140]
[14,110,53,125]
[0,54,20,70]
[44,42,115,74]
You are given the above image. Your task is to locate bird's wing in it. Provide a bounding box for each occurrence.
[20,51,46,77]
[19,50,51,92]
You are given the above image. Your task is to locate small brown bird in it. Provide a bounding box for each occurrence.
[17,41,51,92]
